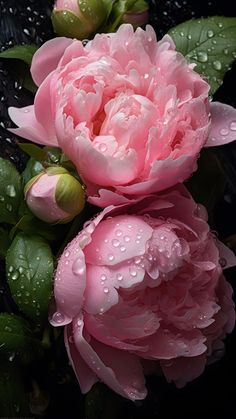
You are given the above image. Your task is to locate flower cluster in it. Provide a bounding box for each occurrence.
[9,24,236,400]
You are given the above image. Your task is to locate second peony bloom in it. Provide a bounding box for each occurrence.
[9,24,236,206]
[50,186,235,400]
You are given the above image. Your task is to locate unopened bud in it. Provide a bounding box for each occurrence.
[52,0,110,39]
[25,167,85,224]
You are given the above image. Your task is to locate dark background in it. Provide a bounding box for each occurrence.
[0,1,236,418]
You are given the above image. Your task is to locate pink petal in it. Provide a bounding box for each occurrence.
[73,316,147,400]
[64,323,98,393]
[206,102,236,147]
[83,263,145,314]
[137,328,207,359]
[160,354,207,388]
[51,235,88,325]
[216,240,236,270]
[34,73,58,144]
[8,105,54,145]
[76,135,139,186]
[31,37,73,86]
[84,215,153,266]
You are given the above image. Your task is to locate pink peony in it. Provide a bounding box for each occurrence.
[50,185,236,400]
[8,24,236,207]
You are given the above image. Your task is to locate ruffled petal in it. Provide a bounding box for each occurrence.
[64,323,98,393]
[31,37,73,86]
[206,102,236,147]
[8,105,54,145]
[73,316,147,400]
[84,215,153,266]
[160,354,206,388]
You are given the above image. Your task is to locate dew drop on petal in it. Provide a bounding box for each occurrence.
[108,254,114,261]
[219,257,227,268]
[112,239,120,247]
[72,258,85,275]
[220,128,229,136]
[100,274,107,281]
[52,312,65,324]
[120,246,126,252]
[116,273,123,281]
[230,121,236,131]
[129,267,137,277]
[103,287,109,294]
[124,235,130,243]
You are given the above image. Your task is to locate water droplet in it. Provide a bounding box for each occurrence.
[116,230,122,237]
[218,22,223,28]
[100,274,107,281]
[72,258,85,275]
[103,287,109,294]
[220,128,229,136]
[98,143,107,152]
[108,254,114,261]
[219,257,227,268]
[116,273,123,281]
[0,195,4,202]
[197,51,208,63]
[232,52,236,59]
[144,73,149,79]
[129,267,137,277]
[120,246,126,252]
[6,185,16,197]
[230,121,236,131]
[11,272,19,280]
[65,251,70,258]
[134,257,141,265]
[6,203,12,212]
[112,239,120,247]
[68,335,74,343]
[224,48,229,55]
[213,60,222,70]
[77,319,83,327]
[52,312,65,324]
[124,235,130,243]
[187,34,192,40]
[180,31,185,37]
[207,30,214,38]
[8,266,14,273]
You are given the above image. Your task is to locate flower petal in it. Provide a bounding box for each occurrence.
[31,37,73,86]
[73,316,147,400]
[64,323,98,393]
[8,105,52,145]
[206,102,236,147]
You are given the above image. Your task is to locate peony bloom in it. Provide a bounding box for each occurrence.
[9,24,236,207]
[50,186,236,399]
[25,167,85,223]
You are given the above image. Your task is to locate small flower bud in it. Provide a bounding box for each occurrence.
[52,0,110,39]
[123,0,149,28]
[25,167,85,224]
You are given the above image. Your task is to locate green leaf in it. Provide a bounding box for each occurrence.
[0,313,42,362]
[0,228,11,258]
[0,157,22,224]
[22,157,44,186]
[18,143,47,161]
[0,357,30,416]
[0,44,38,66]
[186,149,226,213]
[6,233,54,323]
[168,16,236,95]
[9,214,64,242]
